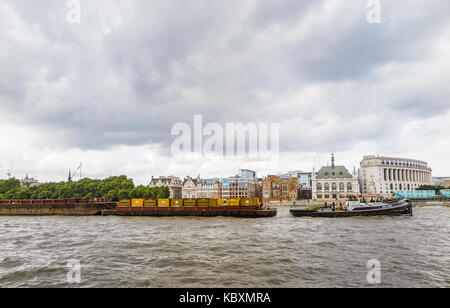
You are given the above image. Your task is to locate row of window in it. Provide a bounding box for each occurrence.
[316,182,353,191]
[381,159,427,169]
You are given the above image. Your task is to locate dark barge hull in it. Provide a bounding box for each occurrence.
[102,207,277,218]
[0,199,116,216]
[290,201,412,218]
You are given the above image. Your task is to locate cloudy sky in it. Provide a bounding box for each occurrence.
[1,0,449,185]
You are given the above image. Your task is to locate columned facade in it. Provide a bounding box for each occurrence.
[360,155,432,195]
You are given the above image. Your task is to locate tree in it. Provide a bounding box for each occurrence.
[0,175,170,201]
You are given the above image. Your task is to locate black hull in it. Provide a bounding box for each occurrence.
[290,201,413,218]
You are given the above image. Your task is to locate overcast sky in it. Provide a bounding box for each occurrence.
[1,0,449,185]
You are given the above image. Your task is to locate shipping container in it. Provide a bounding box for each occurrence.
[216,198,224,206]
[119,200,131,207]
[239,198,260,206]
[170,199,183,207]
[183,199,197,207]
[131,199,144,207]
[197,199,214,207]
[144,199,157,207]
[225,198,240,206]
[158,199,170,207]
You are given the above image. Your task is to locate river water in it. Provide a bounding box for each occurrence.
[0,206,448,288]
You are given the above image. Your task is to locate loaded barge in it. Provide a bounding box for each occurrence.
[0,198,116,216]
[102,198,277,218]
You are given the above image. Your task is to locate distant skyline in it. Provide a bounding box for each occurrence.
[1,1,450,185]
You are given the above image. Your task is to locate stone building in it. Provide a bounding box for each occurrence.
[262,174,298,201]
[182,176,199,199]
[149,176,182,199]
[196,178,221,198]
[360,155,432,195]
[312,154,360,200]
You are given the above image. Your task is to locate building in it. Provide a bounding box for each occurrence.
[20,174,40,188]
[197,178,221,198]
[312,154,360,200]
[149,176,183,199]
[262,174,298,201]
[182,176,199,199]
[221,169,258,199]
[360,155,432,195]
[433,177,450,187]
[289,171,312,189]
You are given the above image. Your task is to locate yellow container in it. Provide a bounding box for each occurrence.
[144,199,157,207]
[225,198,240,206]
[158,199,170,207]
[118,200,131,207]
[239,198,253,206]
[183,199,197,207]
[197,199,213,207]
[216,198,224,206]
[131,199,144,207]
[170,199,183,207]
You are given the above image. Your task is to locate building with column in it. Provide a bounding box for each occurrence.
[360,155,432,195]
[312,154,360,200]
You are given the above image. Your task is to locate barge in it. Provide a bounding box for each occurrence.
[290,195,413,218]
[103,198,277,218]
[0,198,116,216]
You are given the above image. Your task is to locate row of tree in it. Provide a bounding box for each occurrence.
[0,176,169,201]
[416,185,448,194]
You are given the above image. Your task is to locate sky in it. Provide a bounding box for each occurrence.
[1,0,449,185]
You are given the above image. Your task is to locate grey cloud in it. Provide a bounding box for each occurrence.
[0,0,449,157]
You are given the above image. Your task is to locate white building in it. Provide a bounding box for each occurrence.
[20,174,40,188]
[182,176,199,199]
[312,154,360,200]
[149,176,183,199]
[360,155,432,195]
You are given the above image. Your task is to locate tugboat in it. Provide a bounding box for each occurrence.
[290,195,413,218]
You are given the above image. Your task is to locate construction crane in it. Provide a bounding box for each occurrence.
[68,162,83,182]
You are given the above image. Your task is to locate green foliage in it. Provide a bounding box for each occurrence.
[0,176,169,201]
[417,185,445,194]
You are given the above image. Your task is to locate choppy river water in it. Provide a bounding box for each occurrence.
[0,206,448,288]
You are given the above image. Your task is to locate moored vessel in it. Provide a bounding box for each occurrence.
[290,195,412,218]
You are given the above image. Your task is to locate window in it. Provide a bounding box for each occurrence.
[347,182,352,191]
[332,183,337,191]
[339,183,345,191]
[324,183,330,191]
[317,183,323,191]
